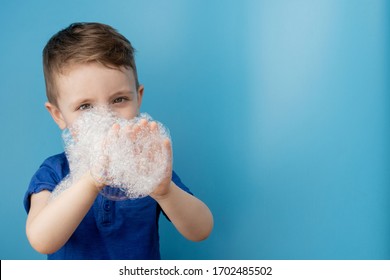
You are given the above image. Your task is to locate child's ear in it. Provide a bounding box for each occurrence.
[137,85,144,109]
[45,102,67,130]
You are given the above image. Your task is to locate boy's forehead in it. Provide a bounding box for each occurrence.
[55,62,135,85]
[54,63,136,103]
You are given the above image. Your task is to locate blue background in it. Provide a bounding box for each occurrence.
[0,0,389,259]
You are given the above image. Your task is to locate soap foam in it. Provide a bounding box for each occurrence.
[51,107,172,200]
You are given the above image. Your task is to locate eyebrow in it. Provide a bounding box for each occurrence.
[109,90,135,99]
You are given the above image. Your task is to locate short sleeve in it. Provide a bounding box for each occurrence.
[23,153,69,213]
[172,170,193,196]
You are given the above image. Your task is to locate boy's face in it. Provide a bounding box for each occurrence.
[45,63,144,130]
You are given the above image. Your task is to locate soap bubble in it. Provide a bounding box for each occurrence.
[50,107,172,200]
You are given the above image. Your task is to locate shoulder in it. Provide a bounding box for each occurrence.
[41,152,68,169]
[24,153,69,213]
[36,152,69,182]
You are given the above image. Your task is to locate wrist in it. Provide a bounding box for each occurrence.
[150,181,175,202]
[89,168,107,190]
[82,172,105,194]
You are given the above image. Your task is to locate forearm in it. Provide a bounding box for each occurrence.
[26,173,100,254]
[152,182,213,241]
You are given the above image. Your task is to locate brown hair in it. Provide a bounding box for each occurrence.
[43,22,139,106]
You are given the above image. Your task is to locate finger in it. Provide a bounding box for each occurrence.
[131,119,148,141]
[108,123,120,139]
[149,121,158,132]
[104,123,120,149]
[162,138,173,174]
[163,138,173,161]
[124,124,135,142]
[139,118,148,126]
[113,123,120,133]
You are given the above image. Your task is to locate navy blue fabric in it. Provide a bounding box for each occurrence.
[24,153,191,260]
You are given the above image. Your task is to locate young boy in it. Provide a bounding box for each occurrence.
[24,22,213,260]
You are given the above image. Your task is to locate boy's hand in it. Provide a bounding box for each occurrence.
[90,117,173,198]
[89,123,121,190]
[126,119,173,199]
[148,138,173,200]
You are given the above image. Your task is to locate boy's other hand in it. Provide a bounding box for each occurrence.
[126,119,173,199]
[90,123,121,190]
[149,137,173,200]
[90,118,173,198]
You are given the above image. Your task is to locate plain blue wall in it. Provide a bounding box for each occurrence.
[0,0,389,259]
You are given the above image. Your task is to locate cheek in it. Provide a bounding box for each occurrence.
[115,105,139,120]
[62,112,81,129]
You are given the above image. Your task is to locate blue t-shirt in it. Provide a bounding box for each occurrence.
[24,153,191,260]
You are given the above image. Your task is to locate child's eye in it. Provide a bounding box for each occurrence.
[113,97,129,104]
[78,104,92,111]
